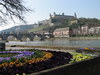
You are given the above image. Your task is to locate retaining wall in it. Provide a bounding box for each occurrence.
[30,56,100,75]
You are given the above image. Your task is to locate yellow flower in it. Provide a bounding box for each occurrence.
[22,73,26,75]
[0,65,2,67]
[84,48,89,50]
[16,64,20,67]
[10,62,15,65]
[16,63,23,67]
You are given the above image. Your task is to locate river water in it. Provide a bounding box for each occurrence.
[6,39,100,47]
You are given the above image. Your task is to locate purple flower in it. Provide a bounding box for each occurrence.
[89,48,96,50]
[79,48,84,50]
[0,51,34,62]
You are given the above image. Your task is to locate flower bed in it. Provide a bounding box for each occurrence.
[0,49,95,75]
[0,51,34,62]
[69,52,93,63]
[0,50,72,75]
[76,47,100,53]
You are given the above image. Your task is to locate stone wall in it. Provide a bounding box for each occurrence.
[31,56,100,75]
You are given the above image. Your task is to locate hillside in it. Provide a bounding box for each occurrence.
[0,24,35,33]
[28,25,49,32]
[1,18,99,34]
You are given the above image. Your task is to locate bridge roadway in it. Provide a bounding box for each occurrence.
[0,33,54,41]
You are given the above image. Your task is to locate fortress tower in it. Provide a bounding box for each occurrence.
[62,13,64,15]
[49,13,52,19]
[74,12,77,19]
[53,12,56,17]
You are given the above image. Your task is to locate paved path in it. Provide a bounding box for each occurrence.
[6,46,76,52]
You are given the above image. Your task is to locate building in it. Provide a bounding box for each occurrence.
[72,27,81,36]
[89,26,100,35]
[69,20,78,25]
[50,12,77,24]
[34,30,49,34]
[50,12,77,20]
[38,19,54,26]
[81,25,89,35]
[72,24,100,36]
[53,27,70,38]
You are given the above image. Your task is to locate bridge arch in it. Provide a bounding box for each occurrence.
[33,35,41,41]
[0,35,3,40]
[0,33,54,41]
[45,35,50,38]
[7,35,18,41]
[0,37,2,40]
[20,35,31,41]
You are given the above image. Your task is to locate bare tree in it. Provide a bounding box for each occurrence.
[0,0,30,24]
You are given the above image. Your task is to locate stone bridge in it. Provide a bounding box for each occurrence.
[0,33,54,41]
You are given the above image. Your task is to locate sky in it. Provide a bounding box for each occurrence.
[0,0,100,31]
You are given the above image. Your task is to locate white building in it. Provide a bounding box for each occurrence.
[53,28,70,38]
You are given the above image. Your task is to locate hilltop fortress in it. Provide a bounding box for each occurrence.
[50,12,77,20]
[38,12,77,26]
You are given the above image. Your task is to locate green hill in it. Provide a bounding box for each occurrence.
[28,25,49,32]
[0,24,34,33]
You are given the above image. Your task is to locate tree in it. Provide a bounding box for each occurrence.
[0,0,30,24]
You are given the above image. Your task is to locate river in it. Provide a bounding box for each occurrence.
[6,38,100,47]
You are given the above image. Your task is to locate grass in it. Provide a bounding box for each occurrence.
[28,25,49,32]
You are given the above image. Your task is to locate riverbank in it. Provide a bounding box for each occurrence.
[6,45,100,53]
[6,45,77,53]
[69,37,100,40]
[53,36,100,40]
[6,45,82,50]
